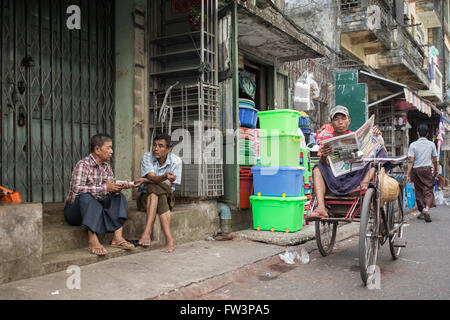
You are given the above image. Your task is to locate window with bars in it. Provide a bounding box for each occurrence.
[341,0,361,10]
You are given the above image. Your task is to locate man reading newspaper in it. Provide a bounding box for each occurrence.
[307,106,388,219]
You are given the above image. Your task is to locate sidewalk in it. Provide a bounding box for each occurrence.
[0,223,360,300]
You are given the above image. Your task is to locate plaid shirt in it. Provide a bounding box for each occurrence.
[66,154,115,204]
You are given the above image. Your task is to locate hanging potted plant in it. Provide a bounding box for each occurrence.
[189,5,203,31]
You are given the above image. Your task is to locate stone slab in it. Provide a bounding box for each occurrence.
[0,203,43,285]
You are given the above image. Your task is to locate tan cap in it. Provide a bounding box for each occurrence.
[330,105,349,120]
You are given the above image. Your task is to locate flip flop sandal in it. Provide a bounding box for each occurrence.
[110,240,135,250]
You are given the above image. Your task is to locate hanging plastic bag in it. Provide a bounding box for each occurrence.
[405,182,415,210]
[310,79,320,99]
[293,72,320,111]
[239,71,256,100]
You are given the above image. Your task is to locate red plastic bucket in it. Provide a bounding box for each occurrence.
[240,167,253,209]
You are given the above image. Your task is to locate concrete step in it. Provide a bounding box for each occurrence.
[42,200,221,257]
[43,203,66,225]
[41,244,157,276]
[43,224,114,255]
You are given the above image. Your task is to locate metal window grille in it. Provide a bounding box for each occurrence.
[341,0,361,10]
[0,0,115,203]
[149,83,223,198]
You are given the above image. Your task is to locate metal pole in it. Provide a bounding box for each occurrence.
[442,0,446,99]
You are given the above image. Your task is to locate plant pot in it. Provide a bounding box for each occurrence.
[191,24,200,31]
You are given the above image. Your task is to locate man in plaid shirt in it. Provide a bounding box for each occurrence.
[64,134,135,256]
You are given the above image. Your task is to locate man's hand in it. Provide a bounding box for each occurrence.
[121,180,132,189]
[319,145,331,166]
[133,177,148,188]
[164,180,173,188]
[106,179,122,193]
[373,126,382,136]
[167,172,176,183]
[321,145,332,157]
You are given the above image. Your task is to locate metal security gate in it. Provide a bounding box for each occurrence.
[0,0,115,203]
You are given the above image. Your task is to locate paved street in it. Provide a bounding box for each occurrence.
[193,205,450,300]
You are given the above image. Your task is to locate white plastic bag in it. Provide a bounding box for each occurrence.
[292,72,319,111]
[435,190,445,205]
[279,250,297,265]
[298,248,310,264]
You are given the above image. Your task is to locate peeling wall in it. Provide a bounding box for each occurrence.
[284,0,337,52]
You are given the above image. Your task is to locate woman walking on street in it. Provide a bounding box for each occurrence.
[406,124,438,223]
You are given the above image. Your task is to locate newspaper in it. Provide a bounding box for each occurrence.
[322,115,382,177]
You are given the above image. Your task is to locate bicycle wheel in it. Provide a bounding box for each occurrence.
[359,188,380,285]
[388,191,405,259]
[315,220,338,256]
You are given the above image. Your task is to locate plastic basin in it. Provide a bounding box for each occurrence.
[250,195,307,232]
[259,133,302,166]
[251,166,304,197]
[257,109,300,134]
[239,106,258,129]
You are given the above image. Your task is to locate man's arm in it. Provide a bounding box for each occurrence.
[432,156,438,177]
[406,157,414,183]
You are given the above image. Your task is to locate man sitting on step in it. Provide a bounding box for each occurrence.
[134,133,182,253]
[64,133,135,256]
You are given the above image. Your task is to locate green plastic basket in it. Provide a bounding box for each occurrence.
[250,195,307,232]
[259,133,301,166]
[258,109,300,135]
[239,154,256,166]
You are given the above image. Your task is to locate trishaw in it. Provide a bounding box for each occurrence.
[306,155,408,285]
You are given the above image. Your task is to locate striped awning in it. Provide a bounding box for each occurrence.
[403,88,437,117]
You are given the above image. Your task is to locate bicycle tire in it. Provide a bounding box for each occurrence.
[359,188,380,285]
[388,191,405,259]
[315,220,338,257]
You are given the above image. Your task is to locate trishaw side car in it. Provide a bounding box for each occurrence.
[306,156,407,285]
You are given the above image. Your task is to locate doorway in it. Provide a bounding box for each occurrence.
[0,0,115,202]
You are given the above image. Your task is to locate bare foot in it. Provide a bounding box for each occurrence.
[138,234,151,247]
[161,238,174,253]
[161,246,175,253]
[306,206,329,219]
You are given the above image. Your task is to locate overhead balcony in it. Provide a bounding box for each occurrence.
[419,66,443,103]
[339,0,392,57]
[411,0,441,28]
[377,28,430,91]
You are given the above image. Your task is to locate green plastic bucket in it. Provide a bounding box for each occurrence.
[259,133,301,166]
[250,195,307,232]
[258,109,300,135]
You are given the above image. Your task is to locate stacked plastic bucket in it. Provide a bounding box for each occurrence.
[249,110,308,233]
[238,99,259,209]
[238,99,258,166]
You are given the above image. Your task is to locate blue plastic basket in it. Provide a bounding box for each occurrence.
[251,166,305,197]
[239,106,258,129]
